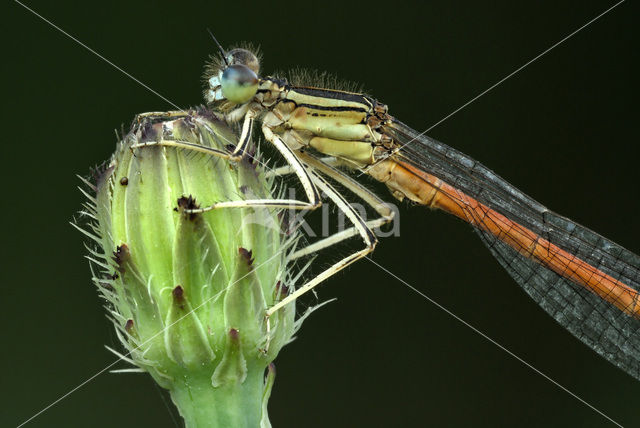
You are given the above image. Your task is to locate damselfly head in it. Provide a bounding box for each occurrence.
[204,43,261,106]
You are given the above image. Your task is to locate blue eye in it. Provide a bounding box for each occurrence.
[221,64,259,104]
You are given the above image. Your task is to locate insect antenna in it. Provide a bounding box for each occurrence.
[206,28,228,65]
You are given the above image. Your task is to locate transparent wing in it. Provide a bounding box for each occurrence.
[385,118,640,380]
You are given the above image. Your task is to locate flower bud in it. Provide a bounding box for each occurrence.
[78,109,306,427]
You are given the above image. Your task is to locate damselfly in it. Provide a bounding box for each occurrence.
[134,40,639,381]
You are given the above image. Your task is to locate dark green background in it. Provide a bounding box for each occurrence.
[6,1,639,427]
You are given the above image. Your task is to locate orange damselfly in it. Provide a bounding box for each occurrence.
[136,40,639,382]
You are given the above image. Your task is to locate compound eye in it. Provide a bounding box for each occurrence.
[220,64,259,104]
[225,48,260,74]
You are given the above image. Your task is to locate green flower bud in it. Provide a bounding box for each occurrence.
[78,109,311,427]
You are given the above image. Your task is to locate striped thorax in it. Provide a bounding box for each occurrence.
[205,47,395,169]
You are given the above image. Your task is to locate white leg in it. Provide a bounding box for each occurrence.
[289,151,395,258]
[266,152,394,223]
[266,171,378,317]
[130,113,323,213]
[228,109,255,159]
[262,151,395,258]
[224,103,251,124]
[189,124,322,213]
[297,151,394,222]
[131,138,234,159]
[133,110,191,123]
[130,111,240,161]
[265,156,341,178]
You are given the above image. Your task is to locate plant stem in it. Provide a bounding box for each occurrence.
[170,364,265,428]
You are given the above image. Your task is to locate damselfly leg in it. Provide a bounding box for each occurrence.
[131,111,390,319]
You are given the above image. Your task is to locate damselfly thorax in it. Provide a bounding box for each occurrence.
[208,60,394,162]
[260,81,393,165]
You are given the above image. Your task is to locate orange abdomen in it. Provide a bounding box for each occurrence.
[368,158,640,319]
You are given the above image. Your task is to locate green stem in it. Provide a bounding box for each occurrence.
[170,365,266,428]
